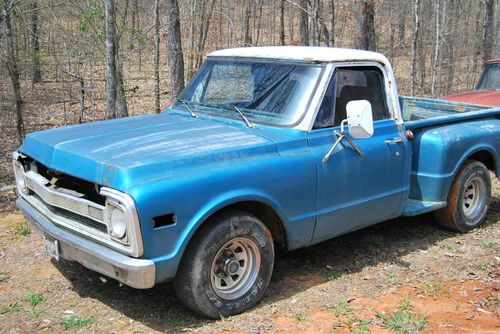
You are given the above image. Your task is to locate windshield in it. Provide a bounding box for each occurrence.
[176,59,324,126]
[476,62,500,91]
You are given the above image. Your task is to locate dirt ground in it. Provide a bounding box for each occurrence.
[0,180,498,333]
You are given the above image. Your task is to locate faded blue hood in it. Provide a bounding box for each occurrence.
[19,112,277,191]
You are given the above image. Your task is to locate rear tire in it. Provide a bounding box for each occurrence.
[174,210,274,319]
[434,160,491,232]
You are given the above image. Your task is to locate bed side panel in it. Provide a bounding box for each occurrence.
[410,119,500,201]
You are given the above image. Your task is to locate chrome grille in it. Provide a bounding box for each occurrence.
[32,193,108,233]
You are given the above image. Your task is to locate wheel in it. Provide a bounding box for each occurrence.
[434,160,491,232]
[174,210,274,319]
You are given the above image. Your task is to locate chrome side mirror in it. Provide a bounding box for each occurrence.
[345,100,374,139]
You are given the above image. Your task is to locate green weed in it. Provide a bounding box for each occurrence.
[28,293,45,307]
[481,241,495,249]
[14,221,31,236]
[377,299,427,333]
[333,300,351,316]
[0,301,23,315]
[323,271,342,282]
[475,260,490,271]
[387,272,398,280]
[61,315,96,329]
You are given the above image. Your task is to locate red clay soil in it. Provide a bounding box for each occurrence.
[269,280,499,333]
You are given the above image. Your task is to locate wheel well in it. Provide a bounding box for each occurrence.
[205,201,287,251]
[468,150,497,176]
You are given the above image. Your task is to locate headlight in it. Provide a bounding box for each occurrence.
[100,187,143,256]
[12,159,28,195]
[109,205,127,239]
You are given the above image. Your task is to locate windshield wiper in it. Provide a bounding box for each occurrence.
[176,98,197,118]
[216,103,254,128]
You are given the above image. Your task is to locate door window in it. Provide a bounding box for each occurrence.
[314,66,390,129]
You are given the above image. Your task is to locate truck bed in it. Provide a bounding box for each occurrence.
[400,96,500,131]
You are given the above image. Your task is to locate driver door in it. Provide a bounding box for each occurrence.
[308,65,411,243]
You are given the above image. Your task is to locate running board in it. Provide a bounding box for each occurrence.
[402,199,447,217]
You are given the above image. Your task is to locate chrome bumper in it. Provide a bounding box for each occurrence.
[17,197,155,289]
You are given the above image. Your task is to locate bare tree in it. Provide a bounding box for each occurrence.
[410,0,420,95]
[329,0,335,47]
[483,0,495,61]
[166,0,185,99]
[2,0,25,144]
[431,0,440,97]
[353,0,376,50]
[103,0,128,119]
[279,0,285,45]
[243,1,251,45]
[30,0,42,85]
[154,0,160,113]
[299,0,308,45]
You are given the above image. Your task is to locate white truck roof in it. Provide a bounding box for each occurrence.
[208,46,391,67]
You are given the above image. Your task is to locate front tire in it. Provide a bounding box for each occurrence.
[434,160,491,232]
[174,210,274,319]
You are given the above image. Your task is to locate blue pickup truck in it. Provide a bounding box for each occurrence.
[13,47,499,318]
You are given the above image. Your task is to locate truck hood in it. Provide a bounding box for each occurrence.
[441,90,500,106]
[19,112,277,191]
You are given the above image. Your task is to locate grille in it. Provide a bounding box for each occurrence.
[32,192,108,234]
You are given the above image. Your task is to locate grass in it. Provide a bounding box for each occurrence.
[333,300,351,316]
[387,272,398,280]
[160,313,206,329]
[422,283,443,297]
[475,260,490,271]
[323,271,343,282]
[296,314,307,322]
[377,299,427,334]
[481,241,495,249]
[61,315,96,329]
[28,293,45,307]
[0,302,23,315]
[0,272,6,282]
[331,300,372,333]
[14,221,31,236]
[27,308,44,318]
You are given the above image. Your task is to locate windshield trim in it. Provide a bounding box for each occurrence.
[177,58,326,128]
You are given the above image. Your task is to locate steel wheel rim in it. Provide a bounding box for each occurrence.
[462,176,485,220]
[211,237,261,300]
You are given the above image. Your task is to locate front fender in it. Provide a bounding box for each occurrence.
[127,153,317,283]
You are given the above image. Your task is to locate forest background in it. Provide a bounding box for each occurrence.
[0,0,499,211]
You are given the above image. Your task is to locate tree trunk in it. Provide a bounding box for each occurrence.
[154,0,161,113]
[353,0,376,51]
[329,0,335,47]
[115,60,128,117]
[410,0,420,96]
[243,1,252,45]
[353,0,363,49]
[431,0,440,97]
[299,0,309,45]
[165,0,185,99]
[363,0,376,51]
[279,0,285,45]
[104,0,120,119]
[2,0,25,144]
[30,0,42,85]
[483,0,494,61]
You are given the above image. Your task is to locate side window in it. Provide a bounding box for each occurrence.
[313,66,390,129]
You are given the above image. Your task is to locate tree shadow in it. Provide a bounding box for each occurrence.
[52,200,499,332]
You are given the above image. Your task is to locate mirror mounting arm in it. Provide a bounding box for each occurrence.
[322,130,364,164]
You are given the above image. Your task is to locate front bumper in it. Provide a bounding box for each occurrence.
[17,197,155,289]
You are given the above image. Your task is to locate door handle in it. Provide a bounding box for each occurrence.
[385,137,404,144]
